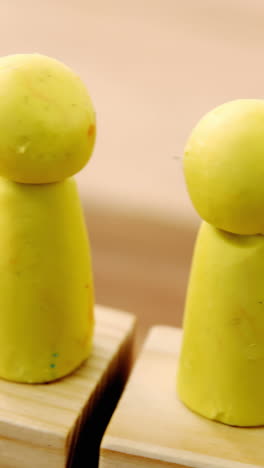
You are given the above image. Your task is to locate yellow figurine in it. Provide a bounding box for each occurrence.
[177,100,264,426]
[0,54,96,383]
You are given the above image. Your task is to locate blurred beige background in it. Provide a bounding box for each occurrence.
[1,0,264,345]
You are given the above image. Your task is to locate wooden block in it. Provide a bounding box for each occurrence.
[0,305,136,468]
[100,326,264,468]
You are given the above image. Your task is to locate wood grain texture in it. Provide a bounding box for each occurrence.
[100,326,264,468]
[0,305,136,468]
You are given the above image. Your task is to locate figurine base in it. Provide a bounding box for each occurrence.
[0,305,135,468]
[100,326,264,468]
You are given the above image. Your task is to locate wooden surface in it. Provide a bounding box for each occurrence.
[0,305,136,468]
[100,326,264,468]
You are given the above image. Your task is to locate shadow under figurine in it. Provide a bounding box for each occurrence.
[0,53,96,383]
[177,99,264,427]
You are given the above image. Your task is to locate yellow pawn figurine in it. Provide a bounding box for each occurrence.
[177,100,264,426]
[0,54,96,383]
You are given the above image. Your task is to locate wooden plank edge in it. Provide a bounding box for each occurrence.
[67,311,136,467]
[101,436,259,468]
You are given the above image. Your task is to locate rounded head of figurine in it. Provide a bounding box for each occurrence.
[0,54,96,183]
[184,99,264,235]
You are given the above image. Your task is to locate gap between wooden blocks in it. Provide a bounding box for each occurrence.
[100,326,264,468]
[0,305,136,468]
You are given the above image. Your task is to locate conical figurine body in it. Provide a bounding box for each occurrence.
[0,54,96,383]
[177,100,264,426]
